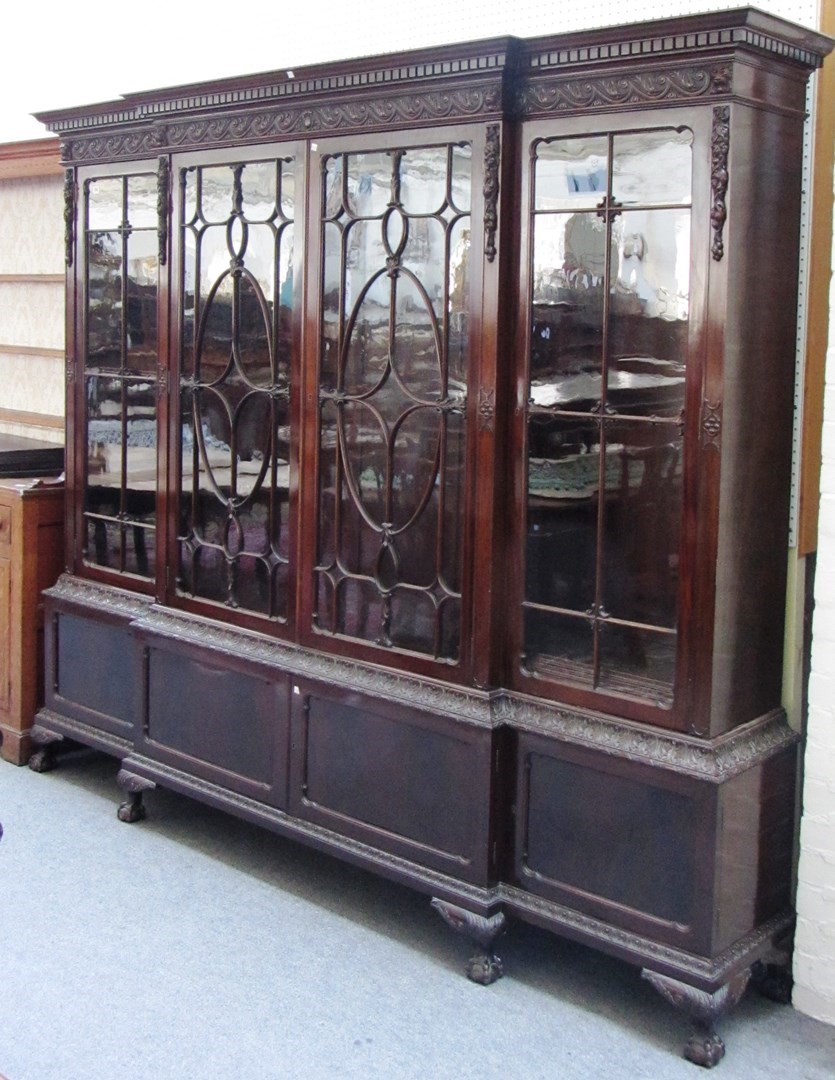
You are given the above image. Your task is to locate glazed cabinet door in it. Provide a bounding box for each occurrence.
[72,161,163,589]
[168,146,303,632]
[300,126,491,683]
[509,109,711,730]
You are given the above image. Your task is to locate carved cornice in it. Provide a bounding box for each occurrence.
[520,63,732,117]
[63,85,505,162]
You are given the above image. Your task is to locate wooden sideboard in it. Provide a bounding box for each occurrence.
[0,479,64,764]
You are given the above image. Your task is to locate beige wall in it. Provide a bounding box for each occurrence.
[0,141,64,443]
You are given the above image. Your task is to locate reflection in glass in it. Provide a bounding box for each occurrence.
[523,126,692,705]
[83,172,158,580]
[178,157,294,620]
[315,142,472,661]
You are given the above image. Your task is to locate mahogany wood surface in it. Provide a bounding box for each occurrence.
[28,9,834,1061]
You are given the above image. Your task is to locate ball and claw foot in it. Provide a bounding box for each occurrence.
[28,745,57,773]
[117,793,146,823]
[116,769,155,823]
[465,951,504,986]
[685,1030,726,1068]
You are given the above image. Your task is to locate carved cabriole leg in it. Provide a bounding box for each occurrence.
[430,898,506,985]
[642,968,751,1068]
[28,729,64,773]
[117,770,156,823]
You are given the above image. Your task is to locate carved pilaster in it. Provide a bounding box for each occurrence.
[63,168,75,268]
[483,124,500,263]
[157,156,170,266]
[710,105,730,262]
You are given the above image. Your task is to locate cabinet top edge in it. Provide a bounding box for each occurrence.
[35,8,832,143]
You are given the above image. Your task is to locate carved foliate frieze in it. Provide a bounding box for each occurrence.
[520,63,732,117]
[66,128,167,163]
[483,124,500,262]
[711,105,731,261]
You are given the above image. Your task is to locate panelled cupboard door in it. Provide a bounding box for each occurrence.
[299,125,490,684]
[168,145,304,635]
[509,107,713,732]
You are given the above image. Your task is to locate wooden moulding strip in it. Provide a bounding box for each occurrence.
[0,138,62,180]
[0,274,64,284]
[0,407,63,430]
[0,344,64,358]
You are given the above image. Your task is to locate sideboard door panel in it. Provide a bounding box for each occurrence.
[291,685,492,884]
[54,611,137,735]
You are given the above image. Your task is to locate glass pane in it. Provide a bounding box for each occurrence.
[87,232,122,371]
[598,623,676,706]
[400,146,448,215]
[241,161,278,222]
[126,232,157,373]
[612,129,693,207]
[87,177,123,230]
[126,175,158,229]
[450,144,472,215]
[448,216,470,389]
[530,213,608,410]
[346,152,390,218]
[526,415,599,614]
[200,166,235,223]
[523,608,594,684]
[535,137,609,212]
[600,421,683,629]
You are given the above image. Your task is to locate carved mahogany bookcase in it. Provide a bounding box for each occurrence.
[32,9,832,1066]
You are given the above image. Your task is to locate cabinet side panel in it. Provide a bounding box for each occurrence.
[710,103,804,731]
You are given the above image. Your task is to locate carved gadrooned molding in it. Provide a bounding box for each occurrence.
[45,573,154,621]
[502,886,794,986]
[520,63,732,117]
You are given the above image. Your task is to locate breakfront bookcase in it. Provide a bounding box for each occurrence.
[32,8,832,1065]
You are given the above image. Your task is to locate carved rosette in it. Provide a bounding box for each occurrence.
[157,156,170,266]
[63,168,75,267]
[710,105,730,261]
[483,124,500,263]
[478,388,495,432]
[521,63,732,116]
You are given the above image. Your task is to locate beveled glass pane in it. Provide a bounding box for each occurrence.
[530,212,609,410]
[448,215,470,389]
[279,163,295,220]
[200,166,235,223]
[86,375,123,500]
[87,232,122,370]
[441,408,466,593]
[338,578,383,641]
[126,232,157,373]
[400,146,448,215]
[523,608,595,683]
[235,271,273,387]
[598,623,676,706]
[608,208,689,418]
[321,221,343,388]
[600,420,682,629]
[450,143,472,215]
[391,405,441,535]
[183,168,198,226]
[240,161,278,222]
[197,225,234,380]
[526,415,599,614]
[535,137,609,212]
[340,399,387,528]
[392,271,442,400]
[612,129,693,207]
[126,175,158,229]
[124,394,157,520]
[87,177,123,230]
[190,544,227,603]
[346,153,391,218]
[390,590,438,654]
[324,156,344,220]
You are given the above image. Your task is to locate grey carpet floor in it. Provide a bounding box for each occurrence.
[1,750,834,1080]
